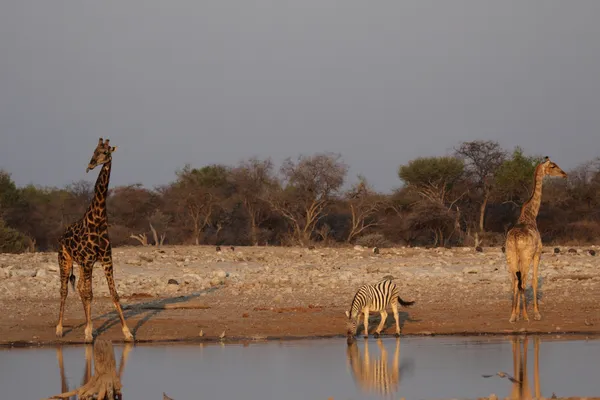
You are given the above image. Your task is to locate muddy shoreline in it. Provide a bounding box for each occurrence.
[1,245,599,347]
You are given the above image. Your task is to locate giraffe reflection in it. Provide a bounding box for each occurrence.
[346,338,412,398]
[55,342,132,399]
[509,336,541,400]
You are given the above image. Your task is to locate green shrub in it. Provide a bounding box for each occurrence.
[0,219,31,253]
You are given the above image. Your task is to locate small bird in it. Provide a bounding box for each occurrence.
[198,329,204,337]
[219,330,226,340]
[481,372,520,383]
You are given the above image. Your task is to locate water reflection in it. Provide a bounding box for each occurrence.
[55,342,132,399]
[346,338,413,398]
[508,336,541,400]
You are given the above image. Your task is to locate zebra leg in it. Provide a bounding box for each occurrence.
[391,301,401,337]
[363,307,370,339]
[374,310,388,337]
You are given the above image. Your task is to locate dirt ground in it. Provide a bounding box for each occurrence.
[1,245,599,346]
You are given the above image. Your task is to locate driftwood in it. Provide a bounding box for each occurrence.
[46,340,123,400]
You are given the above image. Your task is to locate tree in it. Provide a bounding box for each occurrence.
[345,176,385,243]
[494,147,543,205]
[398,156,465,207]
[454,140,506,236]
[164,164,232,245]
[266,153,348,245]
[0,170,20,218]
[231,158,276,245]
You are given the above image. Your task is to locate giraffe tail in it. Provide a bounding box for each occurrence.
[516,271,523,292]
[69,268,76,291]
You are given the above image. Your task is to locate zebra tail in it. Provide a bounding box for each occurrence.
[398,297,415,307]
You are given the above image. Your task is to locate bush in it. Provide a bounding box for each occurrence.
[355,233,392,248]
[0,219,31,253]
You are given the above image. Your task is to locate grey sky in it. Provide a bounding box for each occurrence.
[1,1,599,193]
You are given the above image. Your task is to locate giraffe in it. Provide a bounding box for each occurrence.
[505,157,567,323]
[55,138,134,343]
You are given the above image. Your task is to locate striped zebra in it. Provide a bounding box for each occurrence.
[346,278,414,339]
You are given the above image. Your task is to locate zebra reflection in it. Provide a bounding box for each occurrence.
[346,338,412,398]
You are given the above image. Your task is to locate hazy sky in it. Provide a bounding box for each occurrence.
[1,1,599,192]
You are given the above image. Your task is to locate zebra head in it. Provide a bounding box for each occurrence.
[345,309,358,336]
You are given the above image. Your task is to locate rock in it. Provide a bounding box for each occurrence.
[215,270,227,279]
[47,264,59,272]
[589,249,596,256]
[140,255,154,263]
[216,246,221,252]
[125,259,142,266]
[373,247,380,254]
[34,269,47,278]
[353,245,364,251]
[568,248,578,254]
[167,279,179,285]
[273,294,283,303]
[501,246,505,253]
[475,246,483,252]
[0,269,10,279]
[554,247,561,254]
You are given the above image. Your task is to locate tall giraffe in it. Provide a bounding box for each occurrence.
[505,157,566,323]
[55,138,133,342]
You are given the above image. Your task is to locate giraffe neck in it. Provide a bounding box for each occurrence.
[84,161,112,224]
[518,163,544,225]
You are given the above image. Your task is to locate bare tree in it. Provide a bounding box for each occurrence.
[231,158,276,245]
[266,153,348,245]
[455,140,506,235]
[345,176,385,243]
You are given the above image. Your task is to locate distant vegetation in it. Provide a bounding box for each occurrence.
[1,140,599,253]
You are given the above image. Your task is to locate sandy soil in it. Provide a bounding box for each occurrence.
[0,245,599,346]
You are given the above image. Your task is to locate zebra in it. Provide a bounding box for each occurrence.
[346,278,415,339]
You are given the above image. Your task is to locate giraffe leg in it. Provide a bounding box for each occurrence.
[78,265,94,343]
[374,310,388,337]
[55,248,73,338]
[532,249,542,320]
[391,301,401,337]
[506,247,519,323]
[509,274,519,323]
[363,307,370,339]
[101,256,134,341]
[520,267,530,322]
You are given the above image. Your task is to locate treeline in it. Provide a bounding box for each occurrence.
[1,140,599,253]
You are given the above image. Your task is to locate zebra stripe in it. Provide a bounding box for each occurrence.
[346,278,414,338]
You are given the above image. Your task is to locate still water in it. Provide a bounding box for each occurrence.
[1,335,599,400]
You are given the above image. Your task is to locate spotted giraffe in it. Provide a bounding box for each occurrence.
[55,137,133,342]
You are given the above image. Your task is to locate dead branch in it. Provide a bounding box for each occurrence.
[45,340,123,400]
[129,232,148,246]
[149,222,166,247]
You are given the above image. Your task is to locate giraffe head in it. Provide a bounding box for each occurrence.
[86,137,118,173]
[540,156,567,179]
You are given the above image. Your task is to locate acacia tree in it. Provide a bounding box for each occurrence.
[494,147,543,205]
[164,164,231,245]
[266,152,348,245]
[345,175,385,243]
[454,140,506,239]
[398,156,465,246]
[231,158,276,245]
